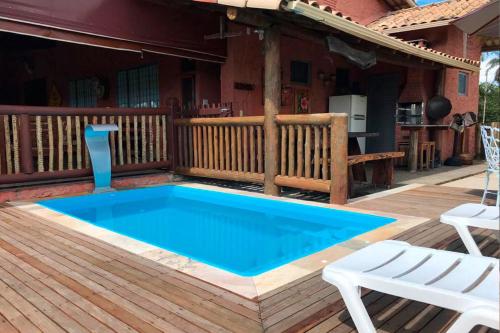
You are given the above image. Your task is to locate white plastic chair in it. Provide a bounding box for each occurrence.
[441,203,499,256]
[480,126,499,206]
[322,240,499,333]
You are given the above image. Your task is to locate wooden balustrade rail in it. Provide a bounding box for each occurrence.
[174,116,265,183]
[1,106,348,204]
[275,113,348,204]
[174,113,348,204]
[0,106,172,185]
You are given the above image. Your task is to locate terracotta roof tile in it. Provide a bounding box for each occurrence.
[368,0,491,32]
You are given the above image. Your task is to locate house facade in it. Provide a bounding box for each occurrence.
[0,0,489,188]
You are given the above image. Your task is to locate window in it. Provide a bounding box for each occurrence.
[290,61,311,85]
[335,68,350,95]
[69,79,97,107]
[458,72,468,96]
[117,64,159,108]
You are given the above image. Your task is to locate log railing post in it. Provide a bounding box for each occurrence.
[330,114,348,204]
[19,114,34,174]
[263,24,281,196]
[167,114,177,171]
[167,102,178,172]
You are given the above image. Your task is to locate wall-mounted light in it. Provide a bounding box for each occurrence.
[227,7,238,20]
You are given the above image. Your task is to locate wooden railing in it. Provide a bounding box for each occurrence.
[174,116,265,183]
[1,106,348,204]
[274,114,348,203]
[0,106,172,184]
[176,102,233,118]
[174,113,348,204]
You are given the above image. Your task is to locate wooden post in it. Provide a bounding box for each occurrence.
[330,114,348,205]
[434,69,445,162]
[167,110,177,172]
[19,114,34,174]
[264,26,281,195]
[263,25,281,196]
[408,129,419,172]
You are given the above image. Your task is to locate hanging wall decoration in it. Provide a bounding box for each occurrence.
[294,89,310,114]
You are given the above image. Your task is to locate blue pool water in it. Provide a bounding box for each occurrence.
[39,186,395,276]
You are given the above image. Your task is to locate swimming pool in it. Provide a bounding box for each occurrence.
[39,185,395,276]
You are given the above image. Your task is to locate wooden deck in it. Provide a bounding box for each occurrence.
[0,185,497,333]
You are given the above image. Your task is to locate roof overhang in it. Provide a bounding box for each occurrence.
[285,0,480,72]
[453,0,499,51]
[202,0,416,10]
[0,0,227,63]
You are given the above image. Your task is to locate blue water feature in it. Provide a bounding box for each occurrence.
[84,124,119,193]
[39,185,395,276]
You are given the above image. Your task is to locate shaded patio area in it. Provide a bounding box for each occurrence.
[0,184,497,333]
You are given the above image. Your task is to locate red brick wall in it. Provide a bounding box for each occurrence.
[395,26,482,159]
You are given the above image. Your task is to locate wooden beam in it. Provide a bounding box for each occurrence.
[274,175,330,193]
[176,167,264,183]
[263,25,281,196]
[347,152,405,166]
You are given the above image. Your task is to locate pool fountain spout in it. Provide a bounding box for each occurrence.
[85,124,119,193]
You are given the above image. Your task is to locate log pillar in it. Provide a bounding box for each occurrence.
[167,98,178,172]
[434,69,446,162]
[330,114,348,205]
[263,25,281,196]
[19,114,34,174]
[408,129,419,172]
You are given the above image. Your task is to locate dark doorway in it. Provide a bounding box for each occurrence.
[23,78,47,106]
[366,73,400,153]
[181,76,196,110]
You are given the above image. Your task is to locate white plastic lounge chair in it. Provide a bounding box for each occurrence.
[323,240,499,333]
[480,126,499,206]
[441,203,499,256]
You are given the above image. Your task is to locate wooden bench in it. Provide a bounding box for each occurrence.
[348,151,405,197]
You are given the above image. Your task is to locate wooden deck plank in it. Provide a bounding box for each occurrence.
[0,250,115,333]
[0,215,211,333]
[0,312,19,333]
[0,215,221,333]
[0,242,137,333]
[0,236,166,333]
[0,274,66,333]
[0,294,42,333]
[0,266,90,333]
